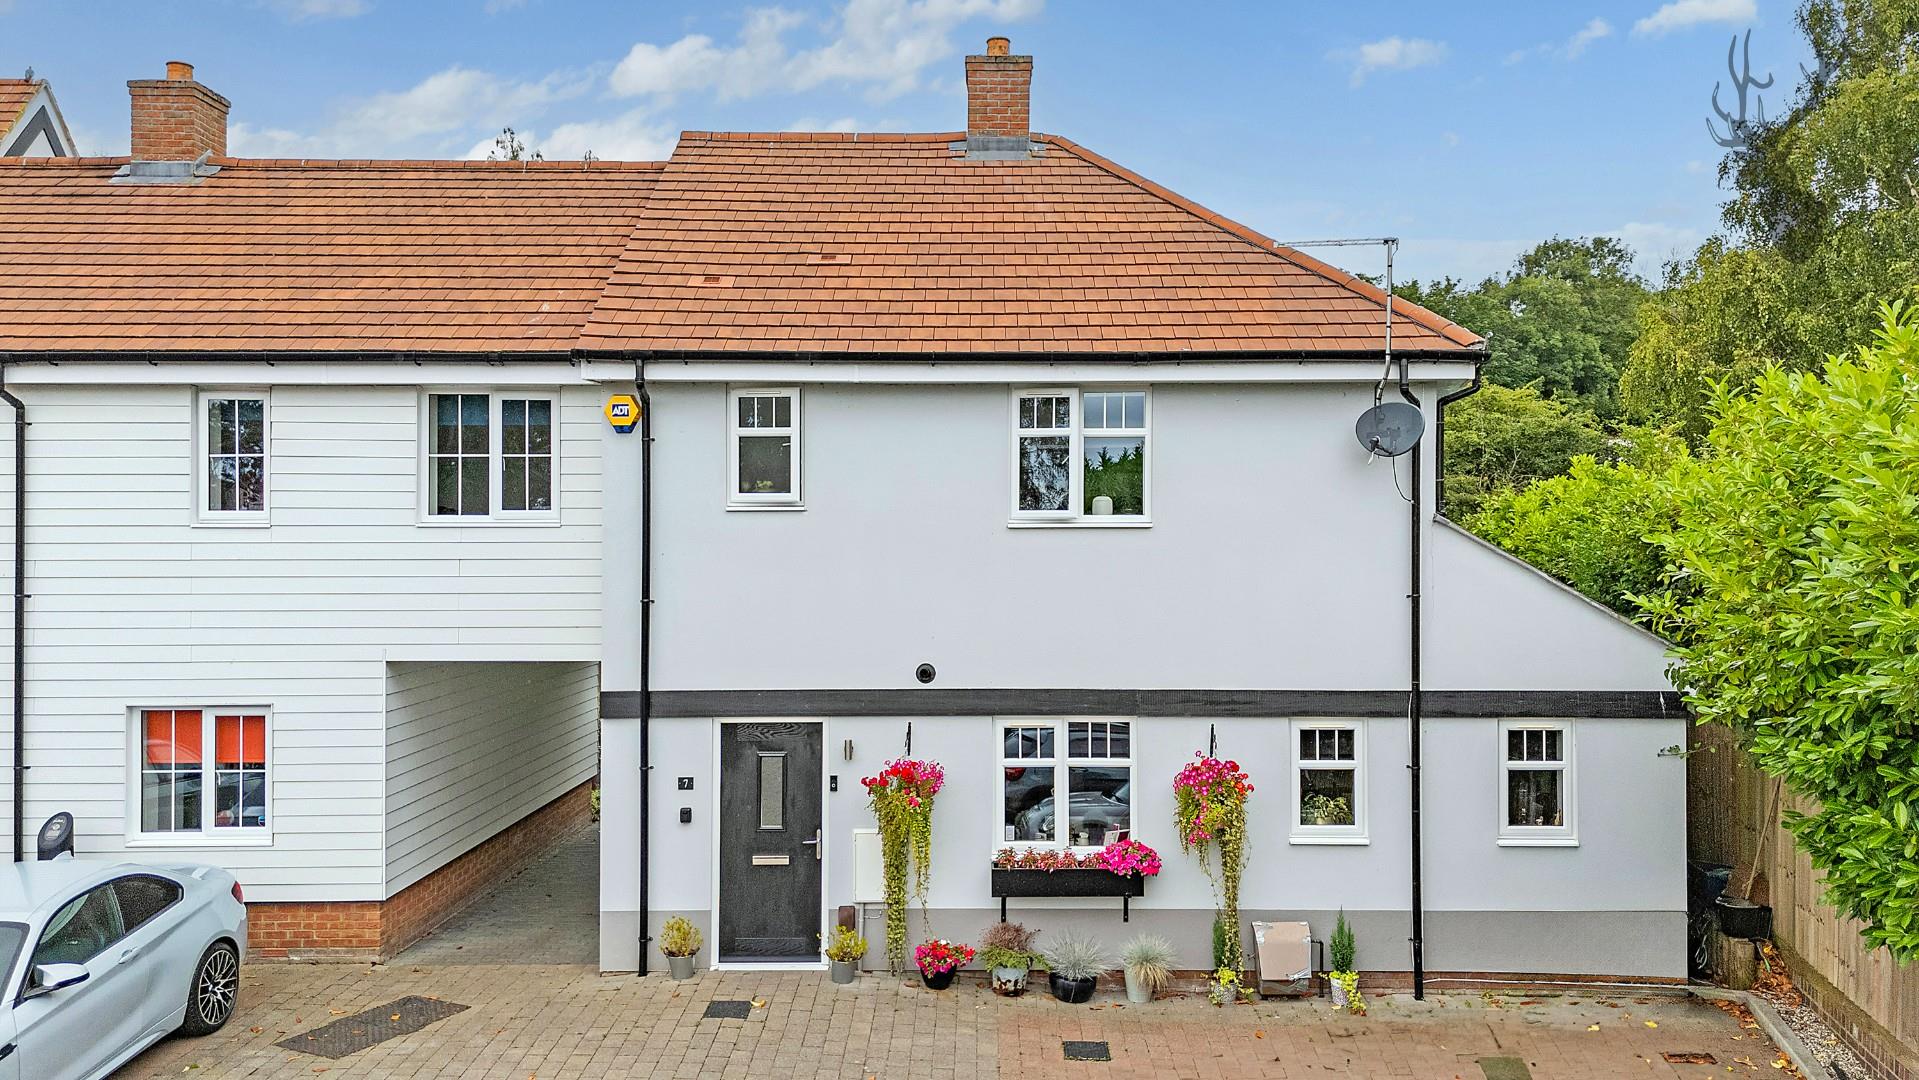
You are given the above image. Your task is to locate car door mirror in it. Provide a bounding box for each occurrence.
[23,962,88,999]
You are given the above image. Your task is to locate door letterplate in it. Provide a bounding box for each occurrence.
[751,854,790,867]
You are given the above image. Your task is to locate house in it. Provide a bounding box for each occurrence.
[0,71,77,157]
[0,45,1686,981]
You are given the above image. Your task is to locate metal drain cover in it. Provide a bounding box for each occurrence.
[277,996,468,1060]
[1063,1040,1111,1061]
[703,999,755,1019]
[1479,1058,1532,1080]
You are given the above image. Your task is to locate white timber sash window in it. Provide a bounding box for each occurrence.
[1291,720,1366,844]
[1500,720,1577,846]
[197,391,268,522]
[998,718,1134,849]
[728,387,801,507]
[132,708,270,843]
[423,391,559,521]
[1011,388,1149,524]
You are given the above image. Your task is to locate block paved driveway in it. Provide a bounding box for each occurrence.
[119,963,1794,1079]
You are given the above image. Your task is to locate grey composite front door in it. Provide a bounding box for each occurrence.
[718,722,823,963]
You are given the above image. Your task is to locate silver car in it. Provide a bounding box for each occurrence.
[0,857,247,1080]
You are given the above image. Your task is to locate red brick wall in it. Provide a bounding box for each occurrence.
[246,780,594,960]
[128,77,229,160]
[965,51,1032,139]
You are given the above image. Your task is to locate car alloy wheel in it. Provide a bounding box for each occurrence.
[193,945,239,1029]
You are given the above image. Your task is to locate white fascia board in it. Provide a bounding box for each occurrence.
[579,359,1480,385]
[2,361,596,386]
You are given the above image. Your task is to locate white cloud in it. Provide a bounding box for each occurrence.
[460,108,677,161]
[1632,0,1755,37]
[261,0,370,20]
[785,116,863,132]
[1334,37,1448,87]
[228,64,592,157]
[610,0,1044,104]
[484,0,528,11]
[1507,17,1613,64]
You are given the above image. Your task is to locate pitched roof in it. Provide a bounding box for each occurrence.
[577,131,1480,356]
[0,157,663,353]
[0,81,37,134]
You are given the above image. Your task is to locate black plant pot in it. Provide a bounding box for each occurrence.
[1716,895,1774,941]
[1049,973,1097,1003]
[921,968,957,990]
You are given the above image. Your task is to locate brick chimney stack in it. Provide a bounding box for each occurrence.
[964,37,1031,148]
[128,60,229,161]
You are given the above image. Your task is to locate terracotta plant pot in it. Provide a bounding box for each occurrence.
[1049,973,1097,1003]
[830,959,857,984]
[991,966,1029,996]
[667,953,696,980]
[921,967,957,990]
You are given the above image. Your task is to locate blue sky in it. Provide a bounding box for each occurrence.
[2,0,1813,282]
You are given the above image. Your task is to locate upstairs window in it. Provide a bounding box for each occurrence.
[1012,389,1148,523]
[1499,720,1577,846]
[198,392,267,521]
[134,708,270,841]
[424,392,558,520]
[728,388,801,508]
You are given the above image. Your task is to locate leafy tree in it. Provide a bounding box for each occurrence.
[1401,236,1650,419]
[487,127,543,162]
[1623,0,1919,436]
[1641,305,1919,958]
[1465,428,1689,617]
[1437,384,1609,519]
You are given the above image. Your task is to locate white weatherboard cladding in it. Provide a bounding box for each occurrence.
[384,660,599,894]
[0,382,604,902]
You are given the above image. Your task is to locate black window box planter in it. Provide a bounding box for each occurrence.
[990,868,1146,921]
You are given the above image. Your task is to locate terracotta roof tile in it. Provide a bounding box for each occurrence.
[578,131,1479,355]
[0,81,36,135]
[0,157,663,353]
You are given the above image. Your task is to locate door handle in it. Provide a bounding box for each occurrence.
[800,828,821,861]
[117,946,140,966]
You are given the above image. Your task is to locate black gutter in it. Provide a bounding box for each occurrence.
[0,349,578,364]
[634,356,654,976]
[576,347,1480,365]
[1397,354,1425,1001]
[0,367,23,862]
[1433,360,1485,517]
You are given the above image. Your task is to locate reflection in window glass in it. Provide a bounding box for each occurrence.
[501,398,553,512]
[1507,769,1562,827]
[1000,720,1133,848]
[33,887,125,968]
[141,709,202,833]
[1003,765,1054,842]
[1065,765,1131,846]
[1019,436,1071,511]
[1299,768,1357,825]
[738,436,793,494]
[213,713,267,830]
[206,397,266,513]
[429,393,490,516]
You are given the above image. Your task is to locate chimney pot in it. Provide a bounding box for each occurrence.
[166,60,194,81]
[986,36,1010,56]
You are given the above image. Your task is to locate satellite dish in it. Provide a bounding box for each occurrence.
[1355,402,1425,457]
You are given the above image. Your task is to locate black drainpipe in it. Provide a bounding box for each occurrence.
[634,357,654,975]
[0,367,24,862]
[1396,356,1425,999]
[1433,358,1485,517]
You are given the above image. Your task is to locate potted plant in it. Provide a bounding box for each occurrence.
[824,925,867,985]
[1327,910,1362,1013]
[1120,933,1175,1004]
[914,938,973,990]
[1044,929,1111,1003]
[978,921,1045,996]
[660,915,702,980]
[1302,793,1352,826]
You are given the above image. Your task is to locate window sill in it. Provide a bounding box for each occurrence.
[414,517,562,528]
[1496,835,1579,848]
[1288,835,1369,846]
[192,517,271,529]
[1006,518,1152,530]
[726,503,806,512]
[125,834,274,849]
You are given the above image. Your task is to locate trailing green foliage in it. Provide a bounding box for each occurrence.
[1467,429,1691,618]
[1642,305,1919,959]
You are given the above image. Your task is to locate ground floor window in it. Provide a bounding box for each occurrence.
[1499,720,1576,846]
[999,718,1133,849]
[134,708,270,840]
[1291,719,1366,844]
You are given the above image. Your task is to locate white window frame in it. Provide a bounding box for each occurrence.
[1289,719,1368,845]
[993,717,1136,852]
[1498,719,1578,847]
[417,390,562,524]
[1008,387,1151,527]
[193,389,270,526]
[125,705,273,847]
[726,386,802,509]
